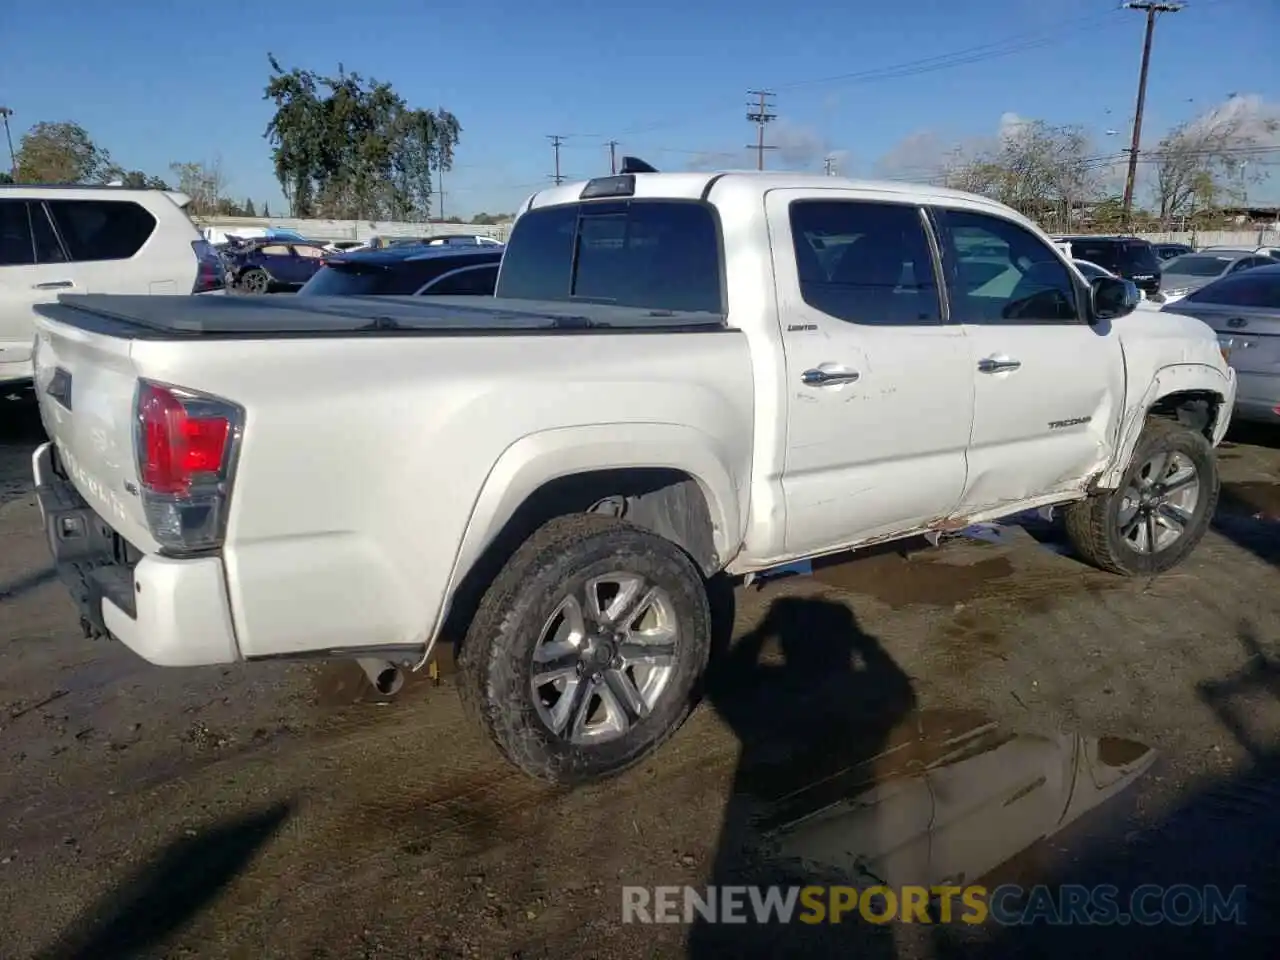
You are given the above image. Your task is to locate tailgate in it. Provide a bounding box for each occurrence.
[32,317,157,552]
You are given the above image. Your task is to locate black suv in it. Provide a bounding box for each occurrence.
[298,244,503,297]
[1056,236,1163,297]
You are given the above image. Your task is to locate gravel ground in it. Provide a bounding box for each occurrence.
[2,395,1280,959]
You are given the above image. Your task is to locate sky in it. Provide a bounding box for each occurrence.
[3,0,1278,218]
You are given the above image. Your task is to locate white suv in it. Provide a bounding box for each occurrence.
[0,186,223,387]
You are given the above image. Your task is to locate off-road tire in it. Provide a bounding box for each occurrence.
[457,514,712,785]
[1064,417,1219,576]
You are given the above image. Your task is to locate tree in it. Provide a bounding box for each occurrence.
[169,159,227,216]
[471,211,515,225]
[245,198,257,216]
[263,55,460,220]
[0,171,12,185]
[944,120,1101,231]
[118,170,171,190]
[1150,100,1280,226]
[14,121,115,184]
[262,202,272,218]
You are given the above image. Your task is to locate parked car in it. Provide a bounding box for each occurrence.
[1156,251,1279,303]
[1200,244,1280,260]
[30,167,1234,786]
[299,245,503,297]
[1053,236,1163,298]
[1161,264,1280,424]
[1154,243,1193,261]
[1,185,223,387]
[224,238,331,292]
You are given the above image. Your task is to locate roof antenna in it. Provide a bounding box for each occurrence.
[619,156,658,174]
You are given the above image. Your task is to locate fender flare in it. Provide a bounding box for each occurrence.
[1095,362,1233,489]
[429,422,746,640]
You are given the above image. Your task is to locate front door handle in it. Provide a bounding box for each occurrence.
[977,357,1021,373]
[32,280,74,290]
[802,367,860,386]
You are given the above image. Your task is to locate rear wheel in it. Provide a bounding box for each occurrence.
[1064,418,1218,576]
[241,268,270,294]
[458,514,711,785]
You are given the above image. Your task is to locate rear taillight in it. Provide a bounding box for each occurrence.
[135,381,243,554]
[191,240,226,294]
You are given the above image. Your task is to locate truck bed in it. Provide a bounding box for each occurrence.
[35,294,728,339]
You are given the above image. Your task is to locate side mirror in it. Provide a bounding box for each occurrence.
[1090,276,1140,322]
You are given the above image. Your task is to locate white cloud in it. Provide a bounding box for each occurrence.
[678,121,846,174]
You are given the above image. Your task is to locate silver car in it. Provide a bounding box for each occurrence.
[1161,263,1280,424]
[1159,250,1279,301]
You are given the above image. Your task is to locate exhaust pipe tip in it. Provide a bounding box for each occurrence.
[355,658,406,697]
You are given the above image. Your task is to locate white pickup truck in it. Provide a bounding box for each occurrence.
[30,166,1235,785]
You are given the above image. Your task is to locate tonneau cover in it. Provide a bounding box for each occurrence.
[36,294,728,338]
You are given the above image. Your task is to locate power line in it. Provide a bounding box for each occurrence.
[547,134,566,185]
[1120,1,1184,228]
[746,90,777,171]
[567,9,1123,142]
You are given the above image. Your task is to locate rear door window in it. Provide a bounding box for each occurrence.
[497,200,723,313]
[788,199,942,326]
[45,199,157,261]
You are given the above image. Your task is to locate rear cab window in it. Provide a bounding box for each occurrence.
[496,200,723,313]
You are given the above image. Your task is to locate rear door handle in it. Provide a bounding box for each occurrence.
[802,366,860,386]
[977,357,1021,373]
[32,280,74,290]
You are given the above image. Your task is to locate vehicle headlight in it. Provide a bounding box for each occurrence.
[1165,287,1190,298]
[1217,335,1233,363]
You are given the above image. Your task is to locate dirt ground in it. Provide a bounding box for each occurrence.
[3,396,1280,959]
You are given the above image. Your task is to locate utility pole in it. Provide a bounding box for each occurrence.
[436,158,446,222]
[547,135,565,185]
[1120,1,1183,230]
[745,90,777,171]
[0,106,15,179]
[607,140,619,175]
[823,155,837,177]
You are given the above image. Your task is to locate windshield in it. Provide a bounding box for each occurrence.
[496,200,723,313]
[1163,255,1233,278]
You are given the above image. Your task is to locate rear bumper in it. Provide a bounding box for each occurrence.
[33,441,241,666]
[1232,371,1280,424]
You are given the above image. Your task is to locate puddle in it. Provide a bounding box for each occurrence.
[811,550,1017,609]
[1219,480,1280,522]
[744,709,1157,896]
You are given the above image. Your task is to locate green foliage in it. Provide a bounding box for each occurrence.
[245,197,257,216]
[470,211,515,225]
[263,55,460,219]
[14,121,116,184]
[0,171,12,185]
[117,170,171,190]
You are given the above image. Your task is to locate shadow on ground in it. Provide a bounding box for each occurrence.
[34,801,292,960]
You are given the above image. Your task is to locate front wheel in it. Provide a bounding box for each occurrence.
[1064,418,1219,576]
[458,514,711,785]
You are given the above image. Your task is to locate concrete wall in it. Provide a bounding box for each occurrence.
[194,216,511,243]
